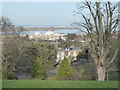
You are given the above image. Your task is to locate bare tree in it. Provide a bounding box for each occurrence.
[74,2,119,81]
[0,16,27,79]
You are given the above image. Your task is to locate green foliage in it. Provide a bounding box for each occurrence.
[62,42,70,49]
[18,42,57,72]
[57,57,73,80]
[2,63,16,80]
[2,64,8,80]
[2,57,16,80]
[7,64,16,80]
[32,57,46,79]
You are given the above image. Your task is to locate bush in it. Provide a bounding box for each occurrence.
[75,68,91,80]
[2,62,16,80]
[31,57,46,79]
[57,57,73,80]
[7,64,16,79]
[2,64,8,80]
[72,61,97,80]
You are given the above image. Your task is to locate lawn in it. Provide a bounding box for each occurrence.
[2,80,118,88]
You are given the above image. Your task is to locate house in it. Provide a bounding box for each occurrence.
[56,47,81,62]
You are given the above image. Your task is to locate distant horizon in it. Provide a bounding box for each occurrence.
[13,24,79,27]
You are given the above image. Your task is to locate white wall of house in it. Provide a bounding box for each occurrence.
[74,51,77,57]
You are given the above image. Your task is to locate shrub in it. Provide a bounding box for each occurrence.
[7,64,16,79]
[31,57,46,79]
[72,62,97,80]
[57,57,73,80]
[2,64,8,80]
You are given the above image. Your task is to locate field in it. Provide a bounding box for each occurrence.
[2,80,118,88]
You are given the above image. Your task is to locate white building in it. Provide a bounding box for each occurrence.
[28,30,67,41]
[44,30,54,35]
[56,47,81,62]
[29,31,41,40]
[56,50,65,62]
[34,31,41,36]
[43,30,66,41]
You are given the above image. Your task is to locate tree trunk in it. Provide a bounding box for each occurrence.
[106,72,109,81]
[97,66,106,81]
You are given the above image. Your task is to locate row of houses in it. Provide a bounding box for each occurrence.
[28,30,67,41]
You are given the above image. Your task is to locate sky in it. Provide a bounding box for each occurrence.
[2,2,80,26]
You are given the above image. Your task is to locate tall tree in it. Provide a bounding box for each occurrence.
[0,16,17,79]
[0,16,27,79]
[74,2,119,81]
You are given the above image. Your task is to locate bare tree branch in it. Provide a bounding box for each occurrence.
[107,49,118,68]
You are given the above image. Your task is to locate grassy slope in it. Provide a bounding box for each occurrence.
[2,80,118,88]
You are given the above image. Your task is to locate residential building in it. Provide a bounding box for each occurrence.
[56,47,81,62]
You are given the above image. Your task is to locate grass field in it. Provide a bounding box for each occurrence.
[2,80,118,88]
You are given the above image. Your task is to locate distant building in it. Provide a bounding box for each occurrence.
[28,31,41,41]
[44,30,54,35]
[34,31,41,36]
[28,30,67,41]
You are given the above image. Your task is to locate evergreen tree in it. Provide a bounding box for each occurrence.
[57,57,73,80]
[31,57,46,79]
